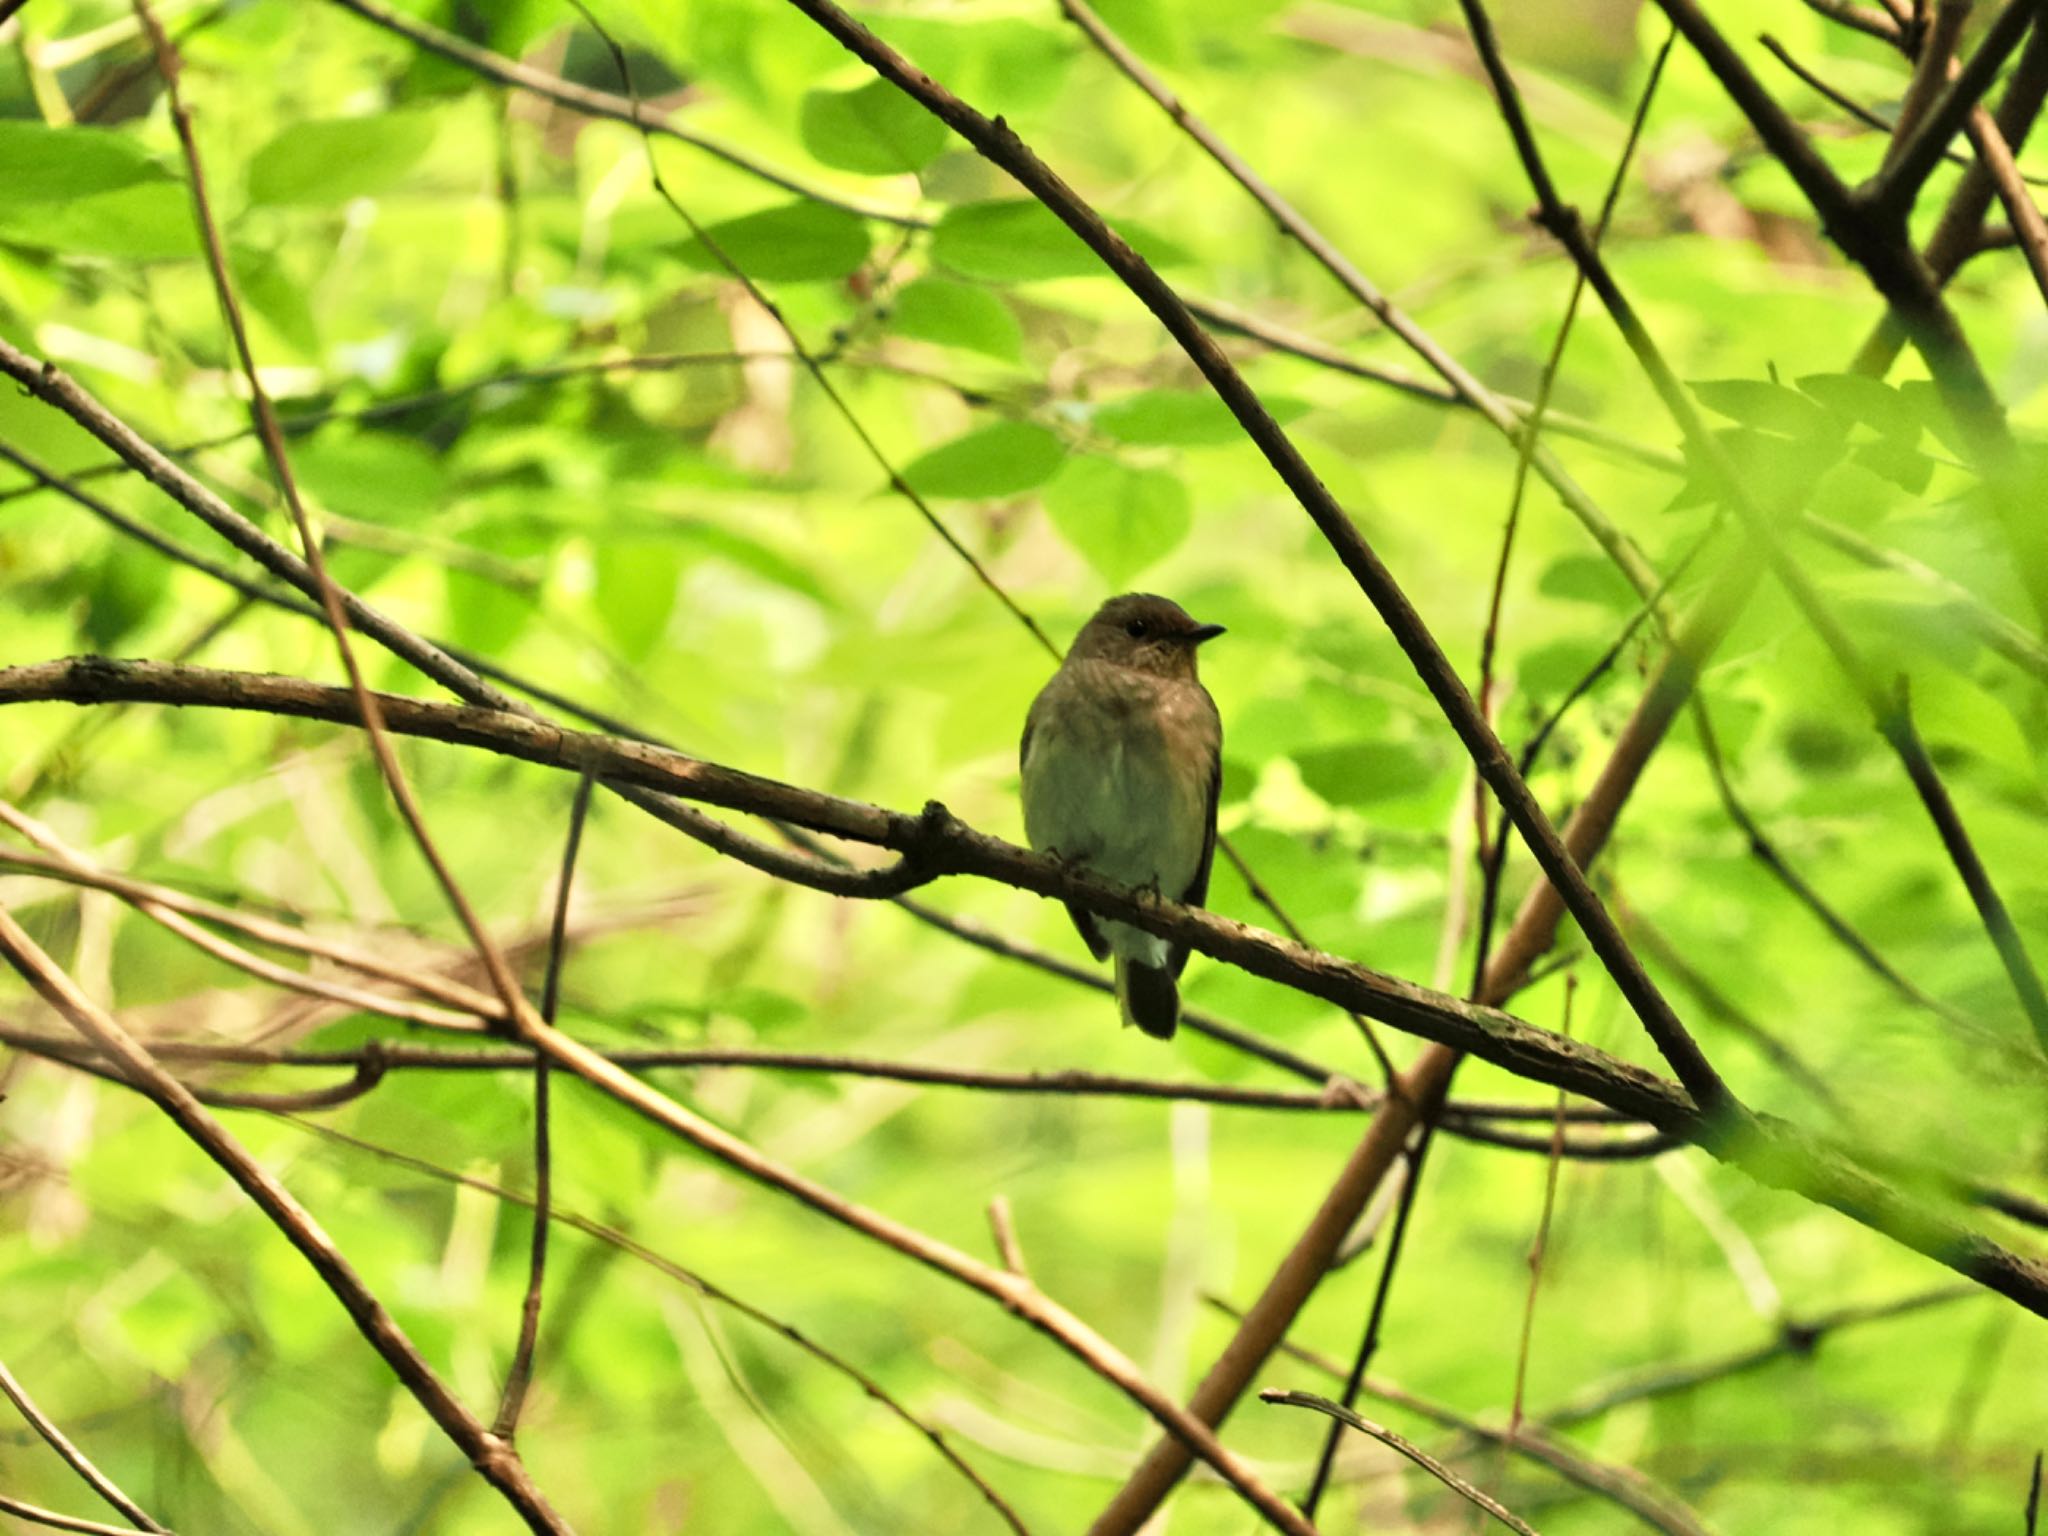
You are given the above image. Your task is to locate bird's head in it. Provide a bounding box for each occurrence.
[1068,593,1226,680]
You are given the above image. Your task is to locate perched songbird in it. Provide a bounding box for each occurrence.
[1020,593,1225,1039]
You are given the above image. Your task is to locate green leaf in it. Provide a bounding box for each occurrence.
[1538,552,1638,608]
[82,544,169,650]
[247,112,439,206]
[675,200,871,282]
[443,566,533,655]
[1797,372,1918,439]
[1851,436,1935,494]
[1042,457,1192,584]
[0,121,174,202]
[291,433,447,525]
[933,201,1097,282]
[888,279,1023,360]
[231,245,318,355]
[1293,740,1440,805]
[1691,377,1830,438]
[799,79,949,175]
[0,183,196,259]
[594,540,681,661]
[900,421,1064,498]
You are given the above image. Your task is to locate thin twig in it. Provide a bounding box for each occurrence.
[1260,1391,1541,1536]
[1508,975,1576,1443]
[0,1492,165,1536]
[1460,0,2048,1055]
[493,773,594,1440]
[0,905,568,1531]
[1883,0,1976,173]
[0,1360,169,1534]
[318,0,919,226]
[283,1115,1032,1534]
[1056,0,1668,616]
[1871,0,2042,218]
[987,1196,1029,1279]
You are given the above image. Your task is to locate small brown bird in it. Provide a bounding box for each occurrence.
[1020,593,1225,1039]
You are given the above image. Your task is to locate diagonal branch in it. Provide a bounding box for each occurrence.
[0,904,571,1534]
[1871,0,2045,218]
[319,0,920,226]
[1458,0,2048,1055]
[0,1359,170,1534]
[774,0,1736,1125]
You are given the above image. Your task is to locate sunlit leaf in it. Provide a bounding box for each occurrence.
[799,79,949,175]
[900,420,1064,498]
[247,112,439,205]
[674,200,872,282]
[1042,457,1192,583]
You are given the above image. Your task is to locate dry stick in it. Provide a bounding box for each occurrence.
[282,1117,1032,1536]
[317,0,917,226]
[0,832,488,1033]
[1855,10,2048,374]
[1508,977,1576,1444]
[1681,703,1997,1054]
[1258,1392,1540,1536]
[0,1493,163,1536]
[1542,1284,1975,1428]
[0,1360,168,1534]
[987,1196,1029,1279]
[131,13,571,1521]
[1090,550,1760,1533]
[1461,0,2048,1057]
[493,774,594,1441]
[1960,83,2048,303]
[1054,0,1668,619]
[0,836,503,1021]
[1885,0,1976,171]
[0,1026,1651,1146]
[0,907,567,1532]
[0,658,1705,1131]
[783,0,1737,1133]
[6,677,2048,1303]
[1227,1306,1713,1536]
[1872,0,2044,216]
[138,0,545,1036]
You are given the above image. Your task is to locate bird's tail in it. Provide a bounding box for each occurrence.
[1115,952,1179,1040]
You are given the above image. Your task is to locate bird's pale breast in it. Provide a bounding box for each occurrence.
[1022,659,1216,964]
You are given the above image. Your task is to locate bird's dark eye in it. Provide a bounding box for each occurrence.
[1124,619,1147,638]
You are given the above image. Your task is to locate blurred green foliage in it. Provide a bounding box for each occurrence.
[1,0,2044,1532]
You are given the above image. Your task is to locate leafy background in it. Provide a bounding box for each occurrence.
[1,0,2044,1531]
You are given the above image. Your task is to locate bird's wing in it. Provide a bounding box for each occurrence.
[1022,688,1112,962]
[1169,727,1222,980]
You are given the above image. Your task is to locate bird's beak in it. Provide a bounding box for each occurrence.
[1187,623,1226,645]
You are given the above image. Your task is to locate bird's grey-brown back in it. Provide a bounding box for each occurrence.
[1019,594,1224,1038]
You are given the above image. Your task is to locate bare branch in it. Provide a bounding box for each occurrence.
[0,905,570,1533]
[0,1360,169,1534]
[1260,1390,1540,1536]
